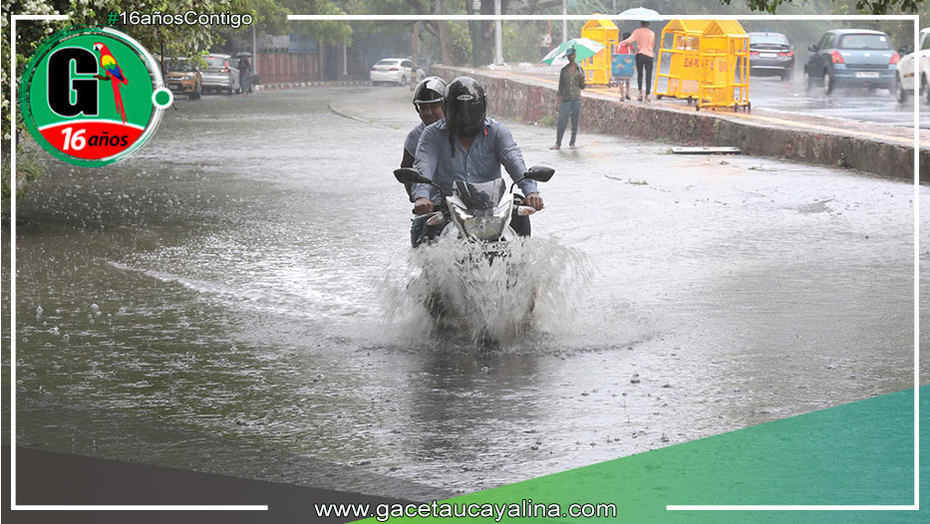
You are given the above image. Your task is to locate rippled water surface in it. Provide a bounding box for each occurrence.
[6,86,927,498]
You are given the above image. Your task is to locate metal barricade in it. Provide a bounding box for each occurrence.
[580,17,619,85]
[695,20,750,111]
[655,20,709,104]
[654,19,750,111]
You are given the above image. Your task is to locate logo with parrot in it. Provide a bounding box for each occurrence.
[93,41,130,124]
[19,26,172,167]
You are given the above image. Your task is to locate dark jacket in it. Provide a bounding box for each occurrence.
[558,63,585,101]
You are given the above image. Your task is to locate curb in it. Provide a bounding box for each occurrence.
[255,80,371,91]
[328,103,374,126]
[433,66,926,182]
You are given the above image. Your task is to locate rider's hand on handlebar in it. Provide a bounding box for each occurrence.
[413,197,434,215]
[525,192,544,211]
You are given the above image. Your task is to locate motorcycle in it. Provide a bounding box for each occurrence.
[393,166,555,337]
[394,165,554,247]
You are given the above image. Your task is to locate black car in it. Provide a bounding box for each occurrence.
[748,32,795,81]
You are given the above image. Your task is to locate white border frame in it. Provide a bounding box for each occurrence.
[6,13,268,512]
[4,10,919,514]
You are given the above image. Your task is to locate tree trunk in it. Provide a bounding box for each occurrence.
[319,41,325,81]
[436,0,451,66]
[411,22,420,88]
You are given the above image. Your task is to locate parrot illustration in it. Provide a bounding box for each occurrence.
[93,42,129,124]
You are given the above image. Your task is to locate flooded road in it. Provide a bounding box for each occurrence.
[8,85,927,499]
[747,75,928,129]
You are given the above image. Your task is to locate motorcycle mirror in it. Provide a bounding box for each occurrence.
[394,168,430,185]
[524,165,555,182]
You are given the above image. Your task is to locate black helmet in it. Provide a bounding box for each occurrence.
[412,76,446,111]
[444,76,487,138]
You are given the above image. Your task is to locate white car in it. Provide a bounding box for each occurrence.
[370,58,417,86]
[896,27,929,104]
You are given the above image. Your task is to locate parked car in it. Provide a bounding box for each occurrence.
[804,29,899,95]
[370,58,415,86]
[165,58,202,100]
[895,27,930,104]
[748,32,795,81]
[201,54,240,95]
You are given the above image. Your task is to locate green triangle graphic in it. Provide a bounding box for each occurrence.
[354,387,925,523]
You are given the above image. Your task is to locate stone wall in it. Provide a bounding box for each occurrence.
[434,66,926,183]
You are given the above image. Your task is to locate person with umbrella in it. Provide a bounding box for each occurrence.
[618,21,656,102]
[551,46,585,150]
[236,52,252,95]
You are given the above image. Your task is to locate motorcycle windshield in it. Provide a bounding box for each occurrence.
[452,178,506,209]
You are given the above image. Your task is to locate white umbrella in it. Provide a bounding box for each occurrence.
[617,7,662,22]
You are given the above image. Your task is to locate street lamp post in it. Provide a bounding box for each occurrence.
[562,0,567,44]
[471,0,482,66]
[494,0,503,65]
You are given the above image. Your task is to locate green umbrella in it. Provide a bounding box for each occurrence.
[542,38,605,65]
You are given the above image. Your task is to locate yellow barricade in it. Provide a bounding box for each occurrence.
[696,20,750,111]
[654,19,750,112]
[655,20,710,103]
[580,17,618,86]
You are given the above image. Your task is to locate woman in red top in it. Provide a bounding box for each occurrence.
[618,21,656,102]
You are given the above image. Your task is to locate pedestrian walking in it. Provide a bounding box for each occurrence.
[615,32,634,101]
[618,21,656,102]
[237,56,252,95]
[551,47,585,150]
[539,31,552,60]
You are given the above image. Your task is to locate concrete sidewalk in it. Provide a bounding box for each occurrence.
[434,65,926,182]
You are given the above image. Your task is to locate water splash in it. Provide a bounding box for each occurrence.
[380,235,592,346]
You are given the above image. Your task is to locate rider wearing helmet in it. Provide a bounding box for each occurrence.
[402,77,447,169]
[411,77,543,237]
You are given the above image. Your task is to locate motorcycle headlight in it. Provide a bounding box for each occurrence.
[449,203,473,226]
[461,208,508,241]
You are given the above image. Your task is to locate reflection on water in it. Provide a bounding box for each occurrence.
[9,86,922,497]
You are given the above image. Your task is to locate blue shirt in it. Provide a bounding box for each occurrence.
[412,118,537,205]
[404,122,426,157]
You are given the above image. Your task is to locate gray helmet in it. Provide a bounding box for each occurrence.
[412,76,446,111]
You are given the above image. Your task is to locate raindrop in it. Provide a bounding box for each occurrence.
[62,334,70,342]
[35,305,43,318]
[90,303,99,311]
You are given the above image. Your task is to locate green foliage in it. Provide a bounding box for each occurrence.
[444,21,473,65]
[724,0,923,14]
[503,21,543,63]
[284,0,352,44]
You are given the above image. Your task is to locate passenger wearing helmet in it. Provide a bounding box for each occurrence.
[411,77,544,233]
[402,76,446,169]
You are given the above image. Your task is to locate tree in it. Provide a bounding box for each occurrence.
[2,0,298,199]
[728,0,923,14]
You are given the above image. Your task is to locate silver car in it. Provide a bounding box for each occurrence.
[202,54,240,95]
